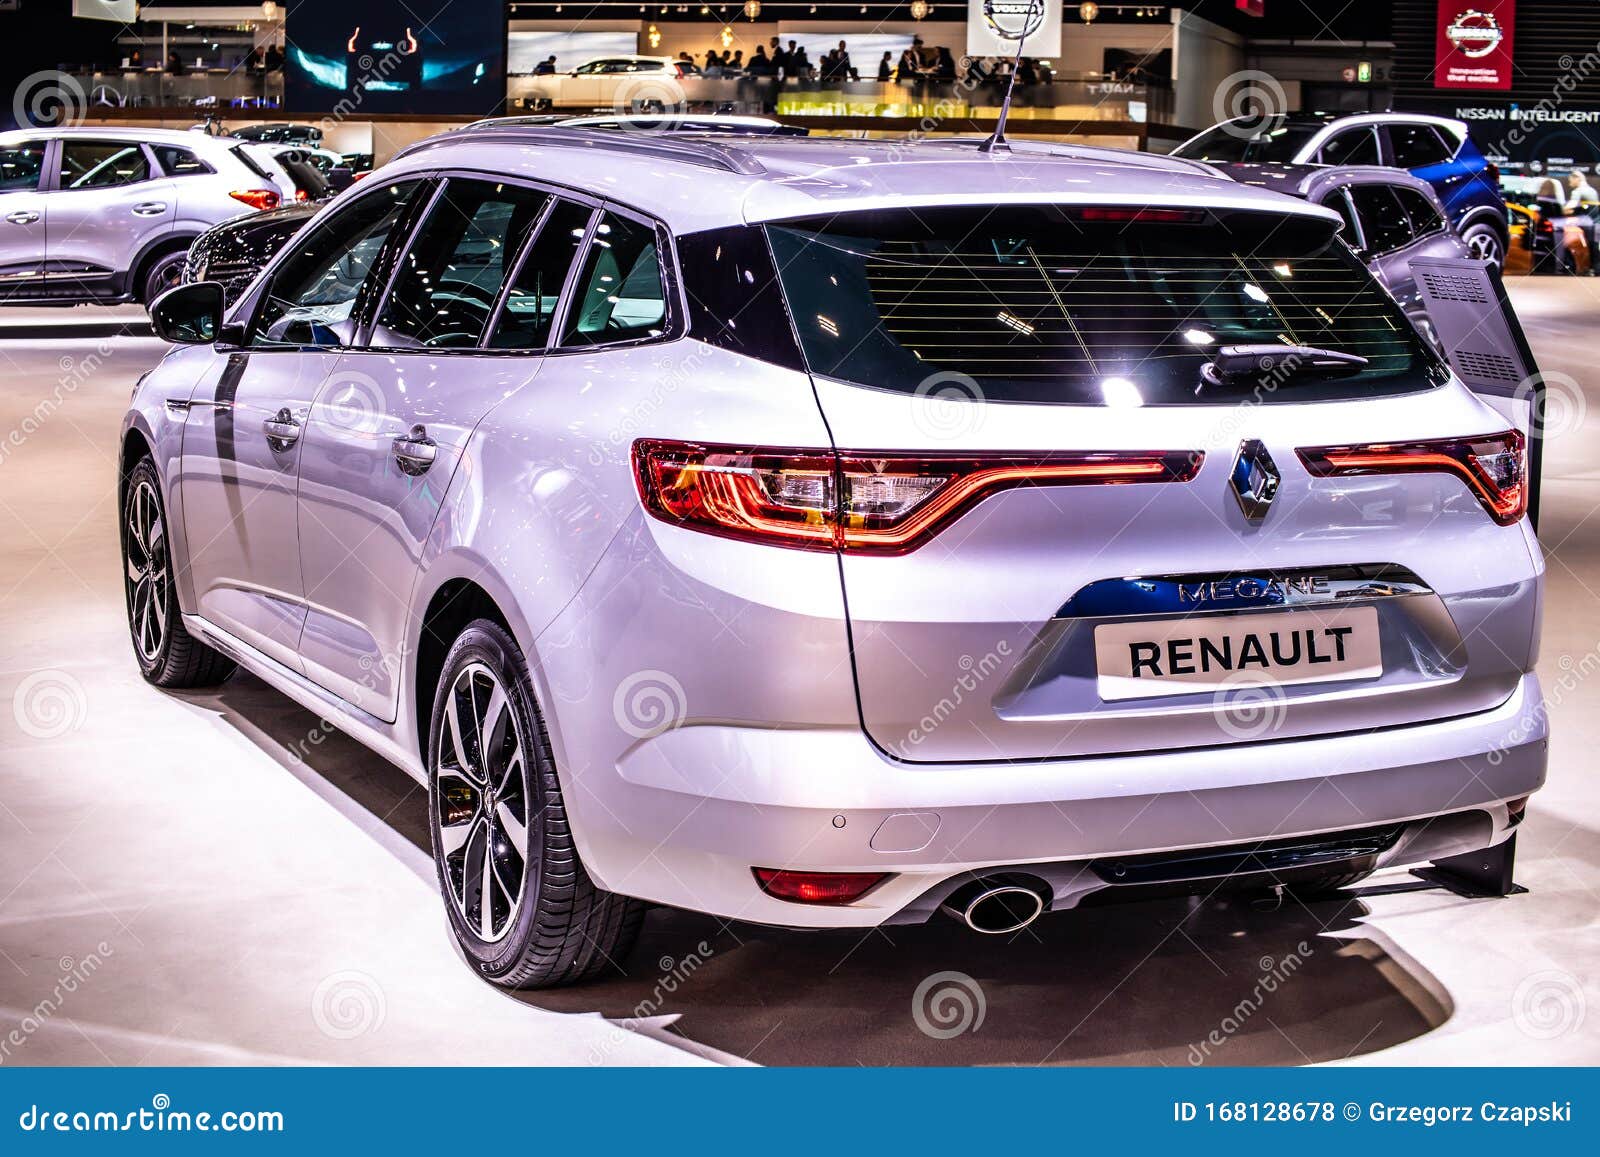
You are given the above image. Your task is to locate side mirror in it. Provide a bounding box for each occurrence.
[150,281,225,344]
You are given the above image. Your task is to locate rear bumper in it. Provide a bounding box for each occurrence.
[575,673,1546,926]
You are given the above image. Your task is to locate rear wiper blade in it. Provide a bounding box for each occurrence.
[1199,344,1369,392]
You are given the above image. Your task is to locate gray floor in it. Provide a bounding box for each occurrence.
[0,283,1595,1066]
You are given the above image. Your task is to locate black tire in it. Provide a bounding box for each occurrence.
[139,247,188,304]
[1461,221,1505,269]
[426,619,643,988]
[121,457,235,688]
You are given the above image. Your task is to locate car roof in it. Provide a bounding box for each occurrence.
[1209,111,1469,142]
[390,128,1341,234]
[1216,162,1444,202]
[0,125,234,147]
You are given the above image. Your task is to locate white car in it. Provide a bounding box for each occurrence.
[128,128,1545,987]
[514,56,700,111]
[0,127,287,304]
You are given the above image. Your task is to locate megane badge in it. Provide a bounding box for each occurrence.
[1230,439,1280,520]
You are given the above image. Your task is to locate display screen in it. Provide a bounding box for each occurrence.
[286,0,505,116]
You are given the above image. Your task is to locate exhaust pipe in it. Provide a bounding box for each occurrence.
[941,880,1048,935]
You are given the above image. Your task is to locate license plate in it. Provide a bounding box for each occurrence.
[1094,606,1382,702]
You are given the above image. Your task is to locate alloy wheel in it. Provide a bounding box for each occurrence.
[124,479,168,664]
[1467,230,1502,266]
[435,662,531,943]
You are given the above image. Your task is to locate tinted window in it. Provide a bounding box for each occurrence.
[152,145,211,176]
[252,180,425,349]
[486,199,590,350]
[372,179,549,349]
[1389,123,1453,168]
[60,140,149,189]
[766,206,1436,406]
[1172,119,1322,163]
[561,212,667,346]
[677,225,804,370]
[0,141,45,191]
[1349,184,1413,253]
[1393,186,1445,237]
[1317,128,1379,166]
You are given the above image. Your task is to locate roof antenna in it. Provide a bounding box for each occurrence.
[979,0,1045,154]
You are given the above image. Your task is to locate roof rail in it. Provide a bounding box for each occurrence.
[922,135,1220,176]
[395,124,768,176]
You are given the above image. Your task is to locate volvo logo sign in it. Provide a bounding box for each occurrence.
[1230,439,1280,520]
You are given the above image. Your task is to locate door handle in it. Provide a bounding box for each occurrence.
[132,202,168,217]
[3,210,39,225]
[392,424,437,476]
[263,407,301,453]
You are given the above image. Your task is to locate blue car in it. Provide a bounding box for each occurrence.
[1173,113,1508,267]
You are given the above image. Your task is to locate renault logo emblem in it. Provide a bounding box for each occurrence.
[1230,439,1280,520]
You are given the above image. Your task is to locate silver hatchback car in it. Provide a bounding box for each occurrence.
[0,127,287,304]
[123,129,1546,987]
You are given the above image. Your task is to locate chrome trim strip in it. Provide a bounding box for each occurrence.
[1054,564,1432,620]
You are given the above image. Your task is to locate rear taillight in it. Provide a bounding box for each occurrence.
[1076,206,1205,224]
[633,441,1203,554]
[753,868,888,905]
[1297,429,1526,525]
[293,188,309,203]
[229,188,281,211]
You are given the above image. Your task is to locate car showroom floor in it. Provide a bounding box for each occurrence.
[0,282,1596,1068]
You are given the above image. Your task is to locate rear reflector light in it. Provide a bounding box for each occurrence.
[1076,206,1206,224]
[753,868,888,905]
[1297,429,1527,525]
[633,440,1203,554]
[229,188,281,211]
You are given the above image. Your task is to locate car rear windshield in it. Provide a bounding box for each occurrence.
[1173,120,1323,163]
[764,205,1443,406]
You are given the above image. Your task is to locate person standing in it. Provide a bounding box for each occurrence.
[877,51,892,81]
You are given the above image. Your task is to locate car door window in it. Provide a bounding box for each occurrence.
[151,144,212,177]
[560,211,668,346]
[1317,128,1379,166]
[486,198,591,350]
[251,179,426,349]
[1348,184,1413,254]
[371,179,550,349]
[59,140,149,189]
[1393,186,1445,238]
[0,141,46,191]
[1388,123,1453,168]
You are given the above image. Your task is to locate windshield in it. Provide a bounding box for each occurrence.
[1174,119,1323,163]
[764,205,1442,406]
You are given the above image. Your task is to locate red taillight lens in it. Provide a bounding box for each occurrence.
[293,188,309,202]
[1297,429,1527,525]
[754,868,888,905]
[633,440,1203,554]
[229,188,281,211]
[1076,206,1205,224]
